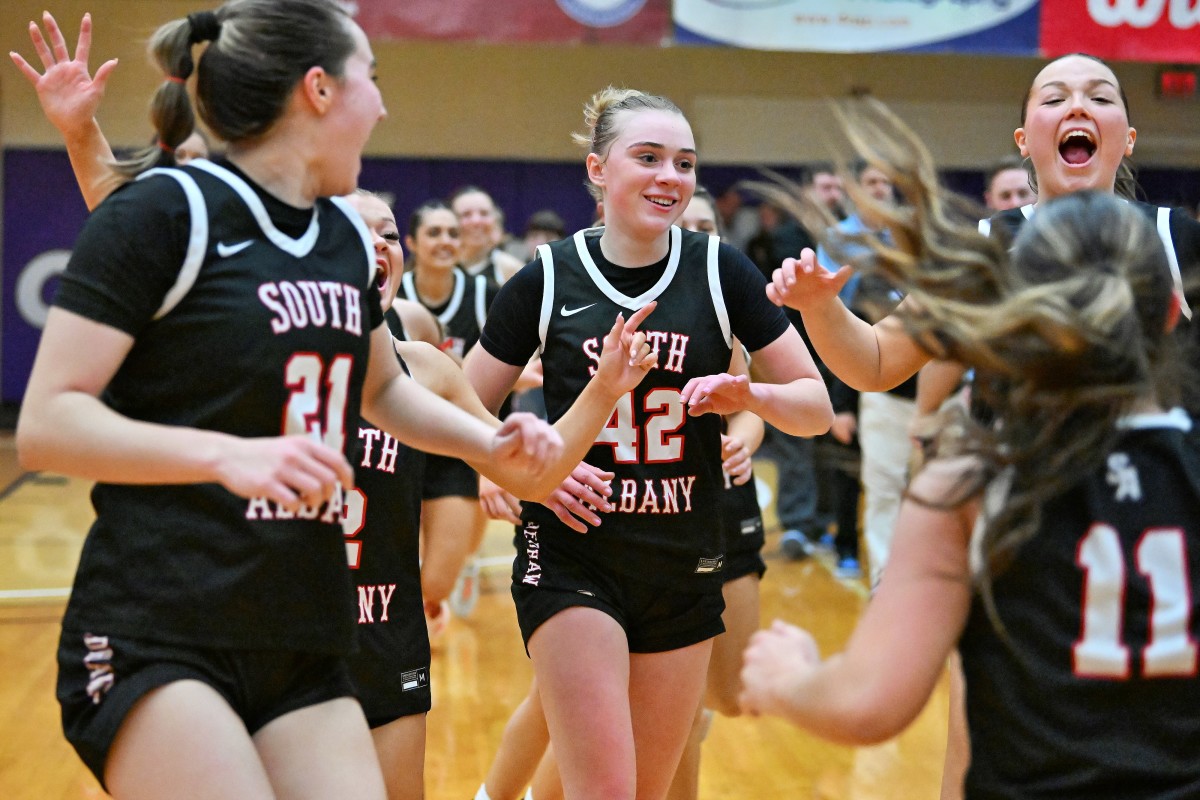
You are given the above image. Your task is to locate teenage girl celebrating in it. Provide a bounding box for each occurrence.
[11,4,641,795]
[740,100,1200,798]
[463,87,831,800]
[346,189,659,799]
[767,54,1199,397]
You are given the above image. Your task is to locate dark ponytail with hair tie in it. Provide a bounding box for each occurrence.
[186,11,222,45]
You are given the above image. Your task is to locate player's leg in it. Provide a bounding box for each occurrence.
[372,713,427,800]
[421,495,486,612]
[479,678,550,800]
[528,607,635,800]
[105,680,275,800]
[253,696,386,800]
[629,640,714,800]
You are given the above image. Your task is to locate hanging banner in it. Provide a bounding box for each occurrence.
[1041,0,1200,64]
[351,0,671,45]
[673,0,1040,54]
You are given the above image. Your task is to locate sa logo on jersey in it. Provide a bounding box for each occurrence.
[555,0,647,27]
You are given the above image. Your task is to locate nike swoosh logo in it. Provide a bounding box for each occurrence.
[560,303,597,317]
[216,240,254,258]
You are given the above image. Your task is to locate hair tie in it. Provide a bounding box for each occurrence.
[157,139,175,153]
[164,75,187,85]
[186,10,221,45]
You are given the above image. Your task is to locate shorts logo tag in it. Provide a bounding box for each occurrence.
[695,556,724,574]
[82,633,115,705]
[400,667,429,692]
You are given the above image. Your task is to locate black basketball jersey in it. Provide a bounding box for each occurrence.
[959,411,1200,799]
[384,305,408,341]
[344,351,430,718]
[399,267,495,359]
[53,159,381,654]
[985,201,1199,323]
[519,226,743,589]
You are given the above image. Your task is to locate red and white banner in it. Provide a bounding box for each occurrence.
[351,0,670,45]
[1041,0,1200,64]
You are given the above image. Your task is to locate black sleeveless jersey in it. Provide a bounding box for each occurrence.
[383,306,408,341]
[497,226,779,589]
[959,412,1200,799]
[344,351,430,718]
[399,267,496,359]
[52,159,381,654]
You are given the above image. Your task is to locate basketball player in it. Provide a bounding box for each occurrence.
[741,118,1200,795]
[463,87,832,800]
[764,54,1199,397]
[12,6,646,796]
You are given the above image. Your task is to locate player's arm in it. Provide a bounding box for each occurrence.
[767,250,931,391]
[10,11,124,210]
[458,305,658,501]
[391,299,443,347]
[740,456,976,743]
[18,308,352,510]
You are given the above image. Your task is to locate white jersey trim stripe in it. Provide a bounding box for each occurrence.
[474,275,489,332]
[401,268,466,327]
[536,243,555,357]
[139,168,209,321]
[706,234,732,349]
[573,225,681,310]
[189,159,321,257]
[1157,207,1191,321]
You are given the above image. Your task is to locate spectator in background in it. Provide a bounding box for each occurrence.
[451,185,525,285]
[982,155,1035,212]
[756,164,849,562]
[713,185,760,251]
[816,160,911,586]
[504,208,567,263]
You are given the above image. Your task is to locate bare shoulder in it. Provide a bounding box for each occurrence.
[492,249,524,283]
[392,299,442,347]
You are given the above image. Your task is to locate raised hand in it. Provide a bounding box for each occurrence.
[680,372,753,418]
[214,435,354,513]
[720,433,754,486]
[739,620,822,717]
[491,412,565,480]
[594,301,658,398]
[541,461,615,533]
[10,12,118,138]
[766,248,854,314]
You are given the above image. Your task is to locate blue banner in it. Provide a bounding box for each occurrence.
[674,0,1040,54]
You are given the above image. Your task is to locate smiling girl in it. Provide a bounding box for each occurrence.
[463,87,831,800]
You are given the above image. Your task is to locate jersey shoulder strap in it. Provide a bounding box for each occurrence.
[137,167,209,321]
[535,243,556,357]
[1156,206,1191,321]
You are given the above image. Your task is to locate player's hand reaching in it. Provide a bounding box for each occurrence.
[541,461,615,533]
[739,620,822,718]
[479,473,522,524]
[594,301,658,400]
[490,412,565,480]
[214,435,354,513]
[720,433,754,486]
[10,12,118,138]
[766,248,853,314]
[681,372,753,418]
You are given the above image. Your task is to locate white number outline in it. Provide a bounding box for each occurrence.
[1073,523,1198,679]
[282,353,352,453]
[594,388,686,464]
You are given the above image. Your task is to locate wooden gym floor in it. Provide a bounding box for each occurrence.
[0,431,948,799]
